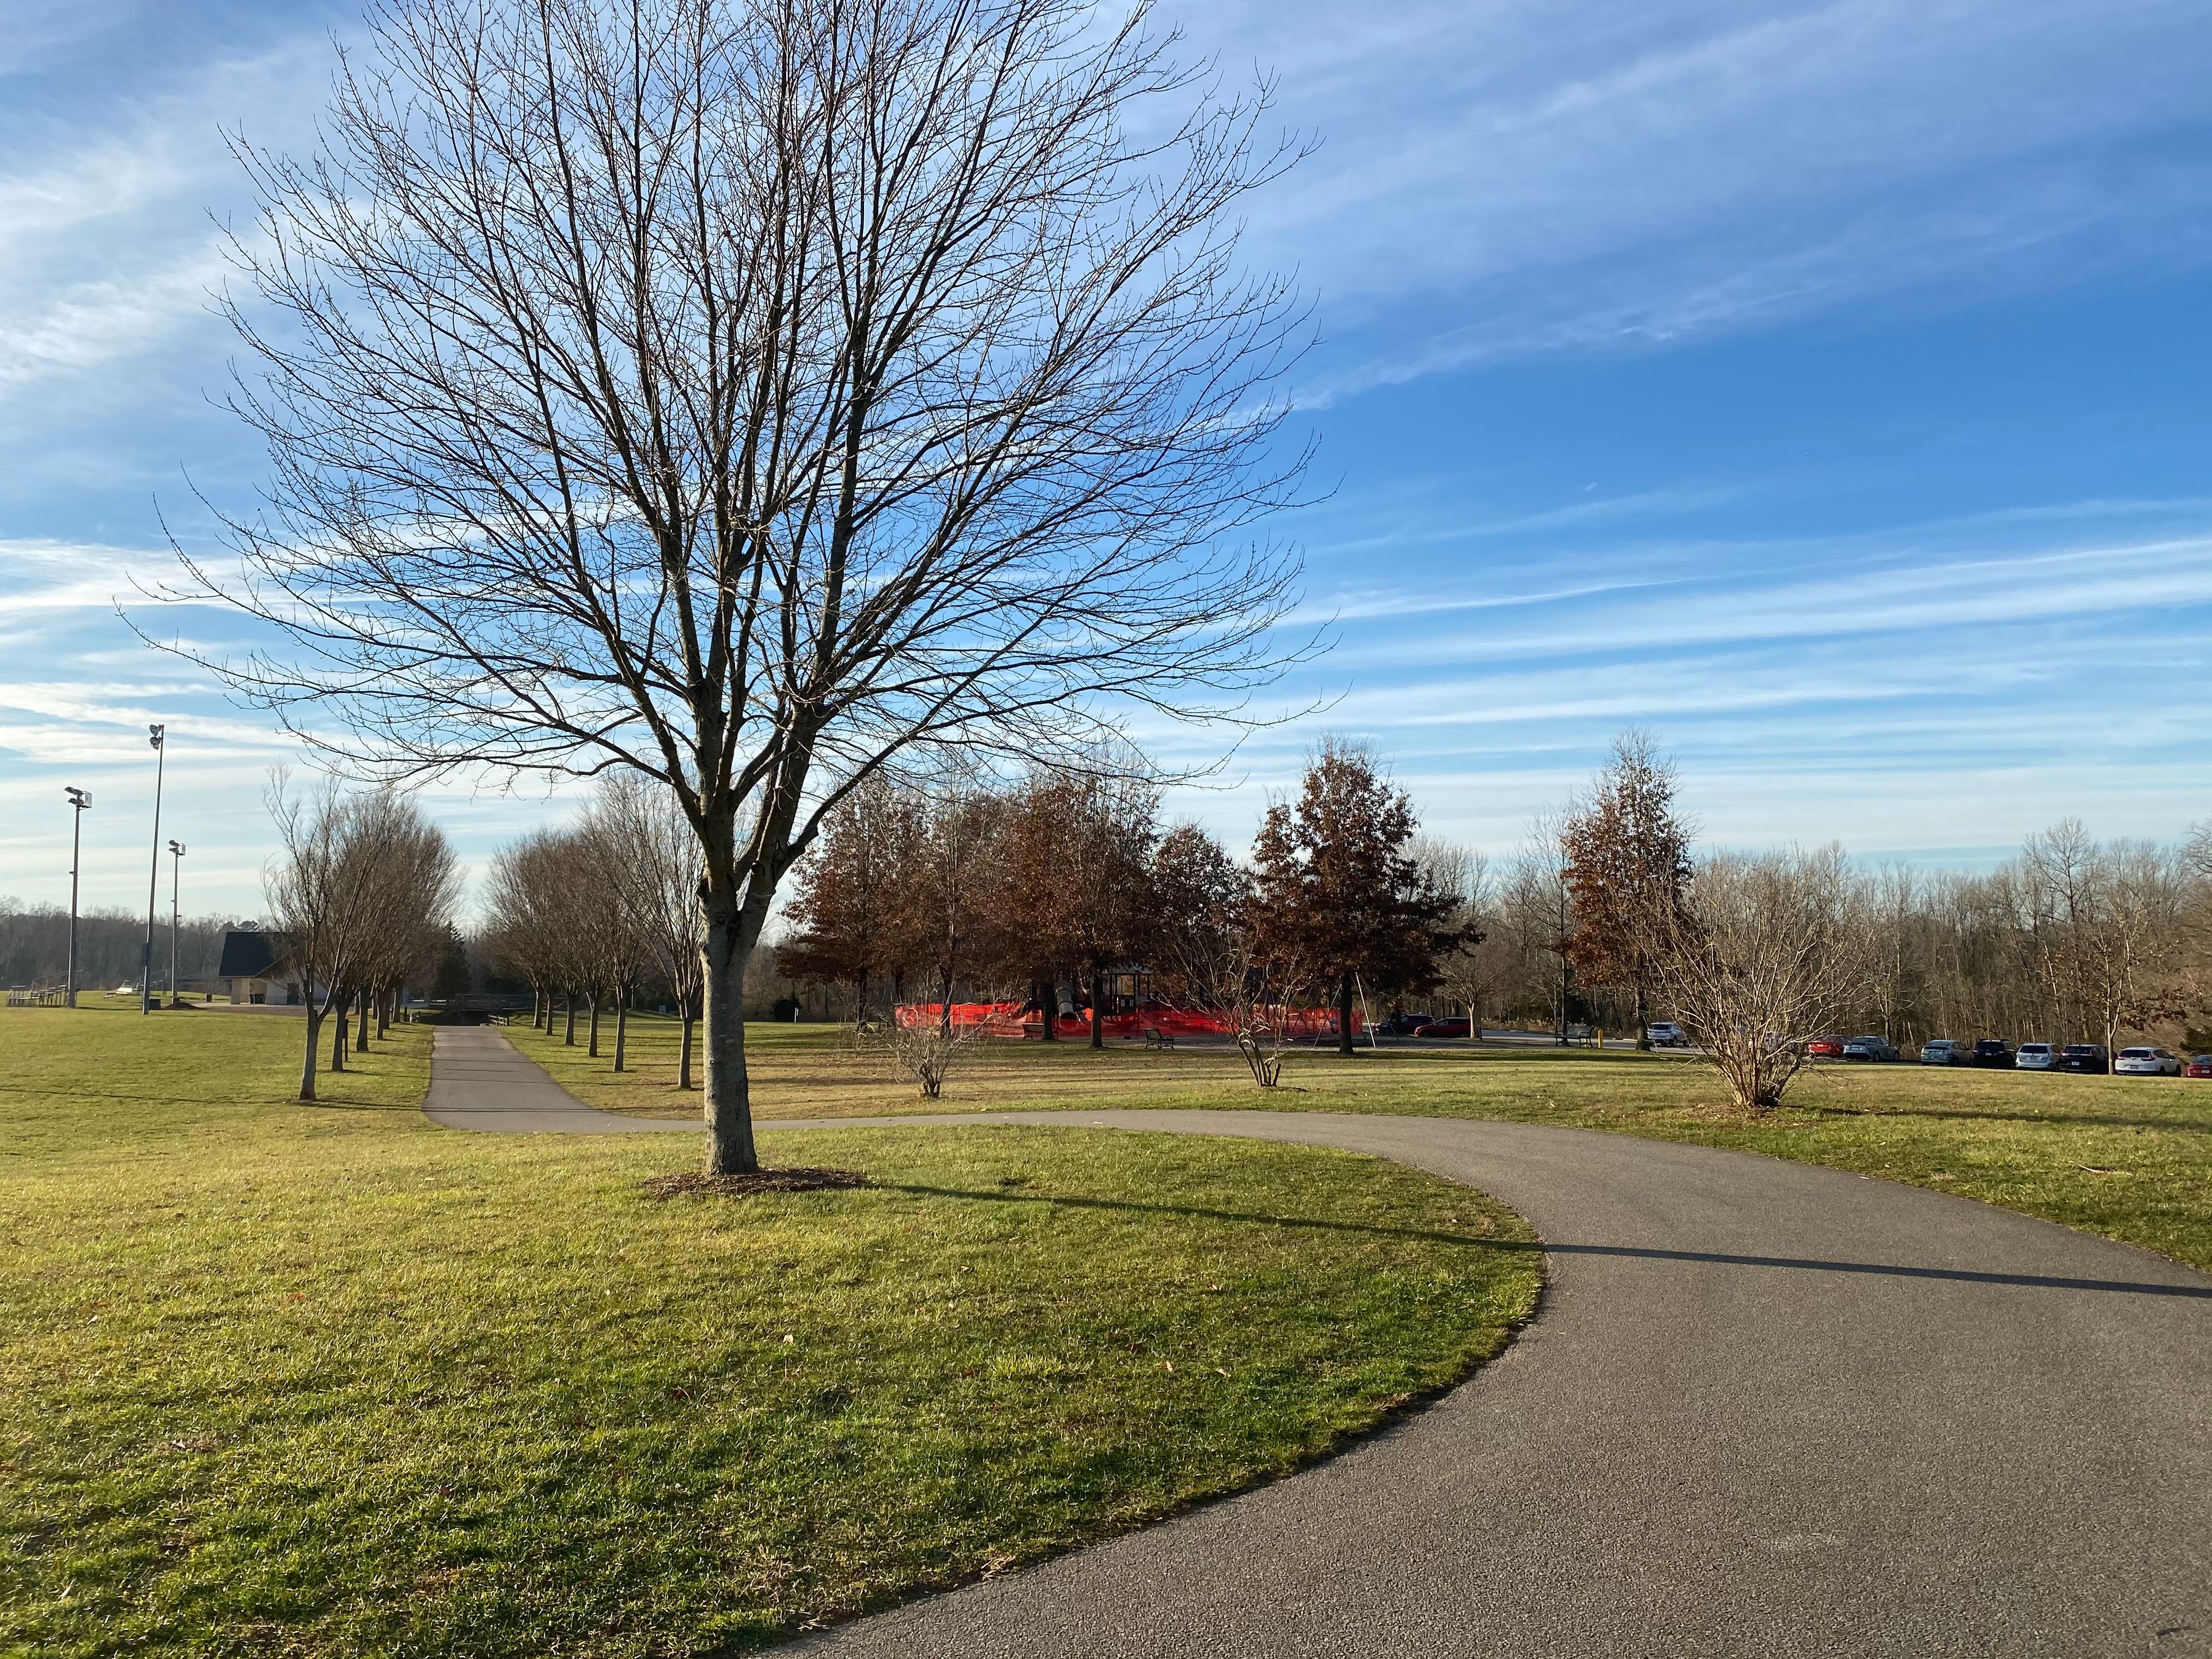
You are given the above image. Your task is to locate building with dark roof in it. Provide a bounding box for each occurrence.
[216,928,303,1005]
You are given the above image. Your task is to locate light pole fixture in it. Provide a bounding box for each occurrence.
[141,724,166,1015]
[167,840,187,1008]
[64,787,91,1009]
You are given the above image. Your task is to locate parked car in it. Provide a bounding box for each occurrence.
[1842,1034,1900,1062]
[2016,1042,2058,1071]
[1918,1038,1968,1066]
[2187,1054,2212,1079]
[1411,1017,1471,1039]
[2115,1046,2183,1077]
[2058,1044,2110,1074]
[1972,1039,2015,1068]
[1374,1012,1437,1037]
[1805,1033,1847,1059]
[1645,1021,1688,1047]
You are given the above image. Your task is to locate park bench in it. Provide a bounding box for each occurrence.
[1142,1025,1175,1050]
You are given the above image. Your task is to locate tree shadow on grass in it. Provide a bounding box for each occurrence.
[870,1184,2212,1299]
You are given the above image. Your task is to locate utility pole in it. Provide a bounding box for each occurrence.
[64,787,90,1008]
[141,724,166,1015]
[168,840,187,1007]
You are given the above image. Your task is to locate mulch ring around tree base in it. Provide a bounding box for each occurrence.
[642,1168,868,1199]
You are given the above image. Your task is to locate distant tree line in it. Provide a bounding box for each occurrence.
[0,904,243,991]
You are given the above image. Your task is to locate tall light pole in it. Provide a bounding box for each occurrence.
[141,724,166,1015]
[167,840,187,1007]
[64,787,91,1009]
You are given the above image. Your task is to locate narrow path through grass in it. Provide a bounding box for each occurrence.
[0,1007,1538,1657]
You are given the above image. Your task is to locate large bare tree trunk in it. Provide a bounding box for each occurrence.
[1089,957,1105,1050]
[331,993,349,1071]
[356,985,371,1052]
[613,996,628,1073]
[1336,971,1357,1056]
[300,1008,322,1101]
[563,993,577,1046]
[703,897,761,1173]
[588,990,601,1057]
[678,1005,696,1090]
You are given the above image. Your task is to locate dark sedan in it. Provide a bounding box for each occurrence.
[1972,1039,2016,1068]
[1412,1017,1472,1039]
[1374,1012,1437,1037]
[2058,1044,2110,1074]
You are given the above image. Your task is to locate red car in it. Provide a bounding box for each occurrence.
[2187,1055,2212,1079]
[1412,1017,1472,1039]
[1805,1033,1847,1059]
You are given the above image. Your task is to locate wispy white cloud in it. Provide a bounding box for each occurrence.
[1179,0,2212,384]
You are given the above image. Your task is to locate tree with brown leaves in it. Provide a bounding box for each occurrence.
[1249,741,1464,1055]
[1561,732,1694,1048]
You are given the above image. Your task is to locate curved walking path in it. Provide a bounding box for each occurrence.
[423,1032,2212,1656]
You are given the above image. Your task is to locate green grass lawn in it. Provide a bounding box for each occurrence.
[527,1013,2212,1274]
[0,1006,1539,1658]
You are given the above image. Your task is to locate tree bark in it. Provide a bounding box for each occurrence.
[356,985,372,1052]
[1089,956,1105,1050]
[332,993,349,1071]
[563,991,577,1045]
[532,987,545,1029]
[588,990,601,1057]
[703,896,760,1174]
[678,1007,696,1090]
[1336,971,1356,1056]
[300,1007,321,1101]
[613,995,628,1073]
[1039,969,1058,1041]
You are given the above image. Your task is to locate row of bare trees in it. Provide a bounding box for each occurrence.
[263,777,461,1100]
[482,779,707,1086]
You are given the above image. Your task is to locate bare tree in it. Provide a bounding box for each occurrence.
[596,775,709,1088]
[1644,846,1870,1115]
[162,0,1309,1172]
[266,779,366,1100]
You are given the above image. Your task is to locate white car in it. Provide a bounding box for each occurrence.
[2016,1042,2057,1071]
[1918,1039,1967,1066]
[2114,1046,2183,1077]
[113,984,139,997]
[1645,1022,1688,1047]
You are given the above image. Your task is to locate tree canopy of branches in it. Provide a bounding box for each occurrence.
[172,0,1309,1173]
[1561,732,1693,1048]
[1249,740,1463,1054]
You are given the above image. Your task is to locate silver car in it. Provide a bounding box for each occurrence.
[1842,1034,1899,1062]
[1918,1039,1967,1066]
[2016,1042,2058,1071]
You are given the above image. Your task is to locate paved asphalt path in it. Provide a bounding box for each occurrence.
[422,1025,697,1130]
[419,1043,2212,1656]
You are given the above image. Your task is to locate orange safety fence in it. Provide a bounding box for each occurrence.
[893,1000,1361,1039]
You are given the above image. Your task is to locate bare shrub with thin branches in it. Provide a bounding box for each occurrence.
[162,0,1310,1173]
[1644,847,1871,1114]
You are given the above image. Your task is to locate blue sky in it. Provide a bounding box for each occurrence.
[5,0,2212,917]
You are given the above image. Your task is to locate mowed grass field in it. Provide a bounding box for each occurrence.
[533,1014,2212,1273]
[0,1006,1540,1658]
